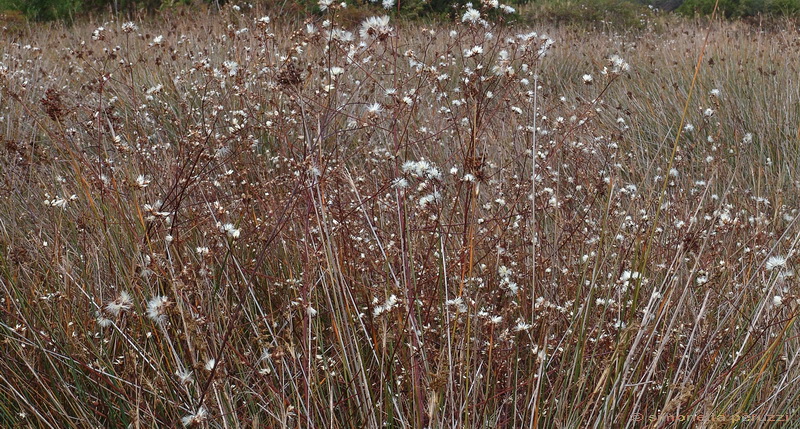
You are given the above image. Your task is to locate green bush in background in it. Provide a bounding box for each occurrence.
[0,0,526,22]
[676,0,800,17]
[0,0,198,21]
[521,0,653,29]
[0,0,81,21]
[2,0,798,24]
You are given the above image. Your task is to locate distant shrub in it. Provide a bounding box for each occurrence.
[0,8,26,32]
[0,0,528,22]
[677,0,800,17]
[523,0,654,29]
[764,0,800,14]
[677,0,757,17]
[0,0,80,21]
[0,0,197,21]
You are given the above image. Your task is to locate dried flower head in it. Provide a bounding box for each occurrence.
[146,295,170,324]
[766,255,787,271]
[121,22,138,34]
[106,291,133,317]
[359,16,392,41]
[181,407,208,427]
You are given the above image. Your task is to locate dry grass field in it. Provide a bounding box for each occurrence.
[2,4,800,427]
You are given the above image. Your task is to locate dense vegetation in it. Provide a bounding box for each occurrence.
[2,2,800,426]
